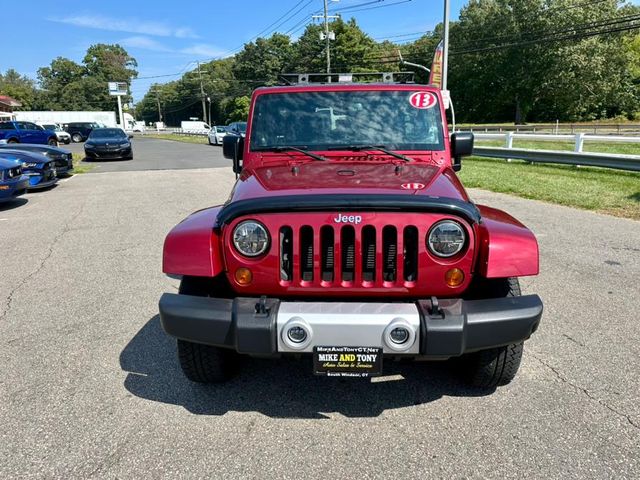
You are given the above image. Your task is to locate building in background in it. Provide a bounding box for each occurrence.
[13,111,117,127]
[0,95,21,121]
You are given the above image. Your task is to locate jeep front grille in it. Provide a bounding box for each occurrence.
[279,224,420,287]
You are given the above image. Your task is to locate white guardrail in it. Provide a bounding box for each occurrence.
[473,132,640,152]
[471,132,640,172]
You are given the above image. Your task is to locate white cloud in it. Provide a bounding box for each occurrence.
[118,36,223,59]
[179,44,225,58]
[49,15,198,38]
[119,36,173,52]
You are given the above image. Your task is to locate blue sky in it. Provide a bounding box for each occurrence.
[3,0,639,102]
[0,0,468,102]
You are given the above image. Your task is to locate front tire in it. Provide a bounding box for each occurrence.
[464,342,524,388]
[47,137,58,146]
[461,277,524,388]
[177,340,238,383]
[72,133,83,143]
[7,138,18,144]
[175,276,240,383]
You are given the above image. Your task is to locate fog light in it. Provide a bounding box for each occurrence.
[235,267,253,285]
[383,319,416,352]
[287,326,307,344]
[389,327,410,344]
[445,268,465,287]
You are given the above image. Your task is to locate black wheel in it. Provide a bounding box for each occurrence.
[177,339,238,383]
[464,342,524,388]
[47,137,58,146]
[175,276,240,383]
[461,277,524,388]
[72,133,83,143]
[7,138,18,144]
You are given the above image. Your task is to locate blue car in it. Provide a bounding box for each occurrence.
[0,144,73,176]
[0,150,57,190]
[0,121,58,146]
[0,157,29,203]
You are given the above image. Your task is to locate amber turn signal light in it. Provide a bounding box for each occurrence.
[445,268,465,287]
[235,268,253,285]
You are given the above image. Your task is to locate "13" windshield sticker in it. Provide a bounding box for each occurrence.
[409,91,437,109]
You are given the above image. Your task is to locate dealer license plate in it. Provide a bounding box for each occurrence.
[313,346,383,378]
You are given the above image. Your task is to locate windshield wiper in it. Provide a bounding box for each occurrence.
[328,145,413,162]
[256,145,327,161]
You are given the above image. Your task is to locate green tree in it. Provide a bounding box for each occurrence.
[0,69,38,109]
[36,45,137,111]
[233,33,294,85]
[448,0,638,122]
[223,96,251,122]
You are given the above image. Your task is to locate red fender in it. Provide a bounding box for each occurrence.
[475,205,539,278]
[163,206,224,277]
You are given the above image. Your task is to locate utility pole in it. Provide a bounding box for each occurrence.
[442,0,450,92]
[154,87,163,123]
[313,0,339,79]
[197,61,206,122]
[207,96,212,126]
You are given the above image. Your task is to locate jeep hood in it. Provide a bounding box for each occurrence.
[229,162,469,203]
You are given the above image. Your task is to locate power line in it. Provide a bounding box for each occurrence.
[454,4,632,50]
[336,0,413,14]
[453,14,640,54]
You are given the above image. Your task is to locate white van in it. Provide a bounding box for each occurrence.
[180,121,210,132]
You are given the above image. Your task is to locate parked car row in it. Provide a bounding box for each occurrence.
[207,121,247,146]
[0,143,74,204]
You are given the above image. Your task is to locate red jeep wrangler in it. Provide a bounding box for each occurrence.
[159,73,543,388]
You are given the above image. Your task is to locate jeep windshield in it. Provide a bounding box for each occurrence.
[250,90,445,152]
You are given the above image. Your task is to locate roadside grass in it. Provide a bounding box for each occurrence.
[71,153,95,174]
[460,157,640,220]
[144,133,209,145]
[474,139,640,156]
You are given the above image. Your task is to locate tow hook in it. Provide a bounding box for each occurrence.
[255,296,270,317]
[428,296,444,318]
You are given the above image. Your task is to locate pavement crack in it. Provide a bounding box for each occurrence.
[561,334,585,347]
[0,199,87,323]
[532,354,639,431]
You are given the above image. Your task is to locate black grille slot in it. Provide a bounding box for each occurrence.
[383,226,397,282]
[341,226,355,282]
[362,226,376,282]
[300,226,314,282]
[320,226,334,282]
[279,226,293,281]
[403,226,419,282]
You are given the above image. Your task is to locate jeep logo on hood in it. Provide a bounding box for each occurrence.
[334,214,362,224]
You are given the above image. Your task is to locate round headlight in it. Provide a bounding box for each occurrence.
[427,220,466,257]
[233,220,270,257]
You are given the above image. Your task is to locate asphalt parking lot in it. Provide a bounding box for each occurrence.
[64,135,229,172]
[0,138,638,478]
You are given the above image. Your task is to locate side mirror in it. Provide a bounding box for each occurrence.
[450,132,474,172]
[223,135,244,174]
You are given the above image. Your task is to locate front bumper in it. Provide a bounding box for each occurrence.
[53,157,73,176]
[0,176,29,201]
[56,134,71,144]
[85,147,132,159]
[25,171,57,190]
[159,294,543,358]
